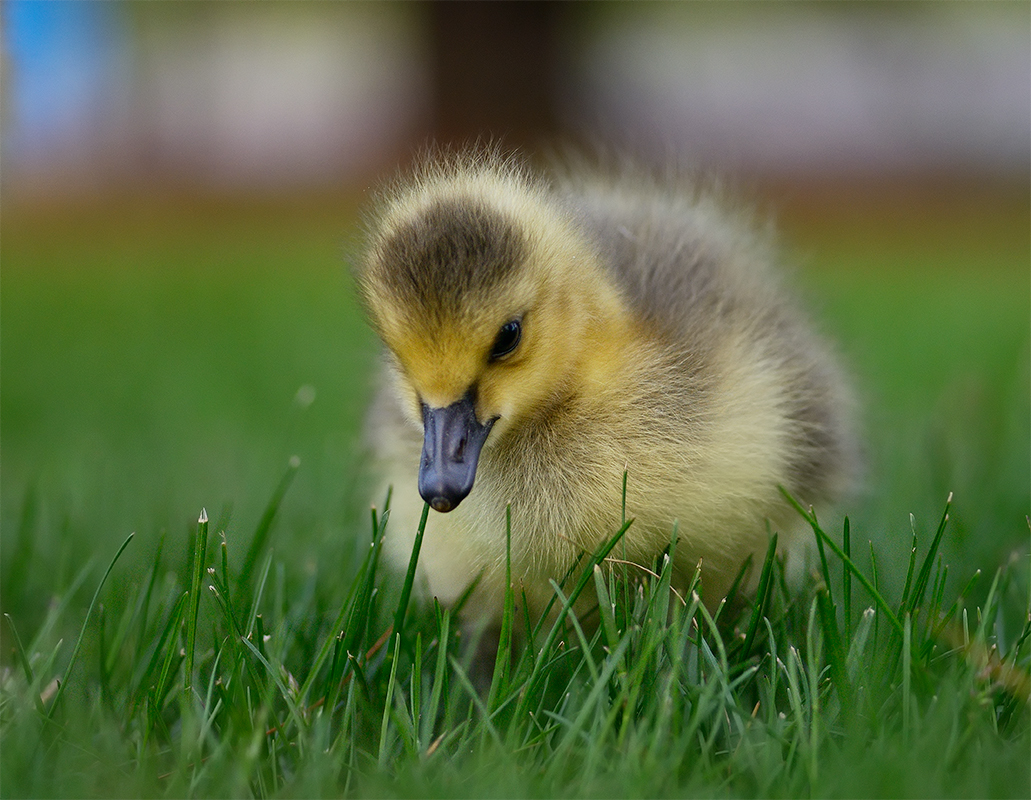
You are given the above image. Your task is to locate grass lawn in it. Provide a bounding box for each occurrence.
[1,180,1028,798]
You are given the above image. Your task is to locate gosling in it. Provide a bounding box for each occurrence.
[356,150,857,624]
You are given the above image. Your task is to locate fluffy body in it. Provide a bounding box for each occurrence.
[357,151,857,620]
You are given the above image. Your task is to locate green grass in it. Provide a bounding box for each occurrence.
[1,187,1028,798]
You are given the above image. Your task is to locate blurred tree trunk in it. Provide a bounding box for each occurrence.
[427,1,560,149]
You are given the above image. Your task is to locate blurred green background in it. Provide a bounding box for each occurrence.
[1,1,1028,639]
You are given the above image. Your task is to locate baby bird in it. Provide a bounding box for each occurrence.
[356,150,857,624]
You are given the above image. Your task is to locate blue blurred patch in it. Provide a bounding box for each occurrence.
[5,0,127,164]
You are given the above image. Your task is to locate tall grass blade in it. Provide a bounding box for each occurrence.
[550,634,632,762]
[621,469,628,526]
[137,590,188,723]
[422,606,452,752]
[515,517,634,718]
[4,613,44,715]
[741,533,778,657]
[240,635,308,745]
[718,554,754,624]
[900,515,919,611]
[488,505,516,712]
[816,584,853,711]
[448,655,506,751]
[378,633,402,769]
[46,531,134,721]
[813,512,833,592]
[218,532,232,622]
[869,541,881,644]
[4,613,36,687]
[592,565,619,653]
[933,569,980,641]
[909,494,953,615]
[902,613,912,742]
[245,550,275,638]
[298,498,391,707]
[118,531,166,676]
[930,557,947,621]
[847,607,876,684]
[842,516,852,641]
[301,602,361,710]
[393,502,430,642]
[339,526,387,666]
[974,567,1003,645]
[780,487,904,637]
[549,581,600,683]
[239,457,300,597]
[184,510,209,697]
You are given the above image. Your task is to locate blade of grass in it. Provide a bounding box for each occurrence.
[932,569,980,642]
[592,565,620,654]
[514,518,634,719]
[549,634,632,764]
[346,651,372,704]
[870,540,881,644]
[930,557,947,621]
[421,605,452,752]
[909,494,954,615]
[902,613,912,742]
[447,654,507,753]
[338,538,387,668]
[218,532,233,624]
[900,515,919,612]
[488,505,516,712]
[847,607,876,685]
[45,531,134,721]
[130,530,166,667]
[842,516,852,642]
[139,591,188,726]
[816,583,853,712]
[973,567,1003,645]
[184,510,209,698]
[813,513,833,593]
[393,502,430,642]
[240,635,308,748]
[410,633,423,750]
[549,581,600,684]
[4,614,44,715]
[780,487,904,638]
[741,533,778,657]
[377,633,402,769]
[299,506,388,707]
[4,613,36,687]
[717,554,754,624]
[238,456,300,597]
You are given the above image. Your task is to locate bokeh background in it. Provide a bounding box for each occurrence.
[4,2,1028,189]
[2,2,1028,630]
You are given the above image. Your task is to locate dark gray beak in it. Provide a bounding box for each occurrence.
[418,392,495,513]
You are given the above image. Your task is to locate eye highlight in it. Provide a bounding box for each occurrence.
[489,319,522,361]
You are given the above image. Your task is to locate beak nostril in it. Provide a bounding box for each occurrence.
[430,497,453,513]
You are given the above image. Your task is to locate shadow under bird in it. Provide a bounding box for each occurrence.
[356,149,858,628]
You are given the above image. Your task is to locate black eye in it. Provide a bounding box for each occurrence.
[489,319,522,361]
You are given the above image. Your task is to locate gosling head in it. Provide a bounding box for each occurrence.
[358,163,613,512]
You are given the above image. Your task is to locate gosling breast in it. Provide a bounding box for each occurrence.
[356,151,857,619]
